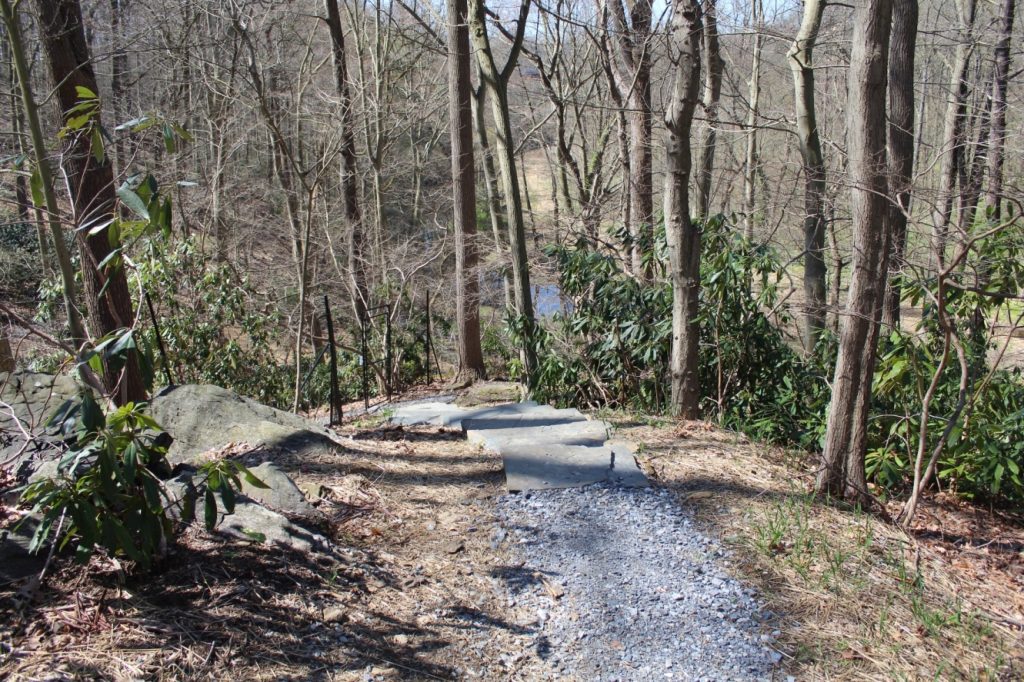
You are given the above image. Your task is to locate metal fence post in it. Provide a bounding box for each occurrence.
[384,302,393,401]
[145,291,175,387]
[323,296,342,426]
[360,310,370,410]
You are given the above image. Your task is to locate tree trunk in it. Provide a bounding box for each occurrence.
[34,0,146,405]
[742,0,763,241]
[984,0,1015,219]
[931,0,976,269]
[788,0,828,353]
[694,0,722,218]
[472,83,513,310]
[663,0,702,419]
[468,0,536,379]
[448,0,485,380]
[108,0,128,175]
[818,0,893,505]
[605,0,653,280]
[325,0,369,323]
[881,0,918,331]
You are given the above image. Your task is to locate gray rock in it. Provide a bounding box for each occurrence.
[148,384,339,466]
[0,515,47,584]
[1,371,82,476]
[217,500,329,555]
[241,462,319,520]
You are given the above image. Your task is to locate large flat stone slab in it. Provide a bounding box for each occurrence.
[502,443,648,491]
[390,400,585,431]
[387,399,648,491]
[465,420,609,451]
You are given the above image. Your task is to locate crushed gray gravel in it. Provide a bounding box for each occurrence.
[490,483,784,681]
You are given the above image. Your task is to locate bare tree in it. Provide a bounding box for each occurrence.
[742,0,764,240]
[325,0,369,322]
[882,0,918,331]
[983,0,1015,218]
[603,0,653,279]
[694,0,722,218]
[448,0,485,380]
[787,0,828,352]
[663,0,702,418]
[818,0,893,504]
[468,0,537,378]
[931,0,976,268]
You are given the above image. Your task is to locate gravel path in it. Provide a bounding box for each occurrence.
[493,484,784,681]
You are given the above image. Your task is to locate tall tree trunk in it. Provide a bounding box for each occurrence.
[694,0,722,218]
[931,0,976,269]
[984,0,1015,219]
[818,0,893,505]
[882,0,918,331]
[605,0,653,280]
[788,0,828,353]
[472,83,513,310]
[108,0,128,175]
[325,0,368,322]
[448,0,485,380]
[468,0,537,380]
[742,0,763,240]
[664,0,702,419]
[34,0,146,404]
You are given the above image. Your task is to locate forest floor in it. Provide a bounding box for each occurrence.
[2,390,1023,681]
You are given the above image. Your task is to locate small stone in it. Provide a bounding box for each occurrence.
[322,607,346,623]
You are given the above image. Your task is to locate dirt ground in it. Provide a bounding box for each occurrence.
[2,397,1023,681]
[1,407,532,681]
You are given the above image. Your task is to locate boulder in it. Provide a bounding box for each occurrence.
[148,384,339,467]
[241,462,319,520]
[0,515,47,584]
[217,499,330,555]
[1,371,82,477]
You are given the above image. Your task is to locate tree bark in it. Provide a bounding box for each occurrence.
[325,0,369,323]
[742,0,763,240]
[663,0,702,419]
[447,0,485,380]
[34,0,146,405]
[694,0,722,218]
[468,0,536,379]
[787,0,828,353]
[881,0,918,331]
[931,0,976,268]
[984,0,1015,219]
[471,83,513,310]
[818,0,893,505]
[605,0,653,279]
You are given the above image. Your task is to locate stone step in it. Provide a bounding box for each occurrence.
[501,443,648,491]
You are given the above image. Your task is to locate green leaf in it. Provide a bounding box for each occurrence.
[242,469,270,489]
[221,483,236,514]
[116,187,150,220]
[75,85,97,100]
[162,123,176,153]
[204,487,217,530]
[91,125,105,164]
[79,393,104,433]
